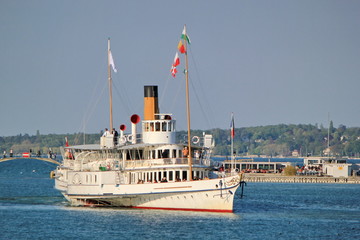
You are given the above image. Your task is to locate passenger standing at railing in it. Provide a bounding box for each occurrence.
[194,150,200,159]
[182,147,189,158]
[112,128,119,145]
[102,128,110,137]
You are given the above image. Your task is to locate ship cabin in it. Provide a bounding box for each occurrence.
[59,85,215,184]
[61,135,213,185]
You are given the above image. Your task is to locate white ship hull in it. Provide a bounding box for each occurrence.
[56,173,242,212]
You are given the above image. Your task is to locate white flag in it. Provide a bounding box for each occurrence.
[109,50,117,73]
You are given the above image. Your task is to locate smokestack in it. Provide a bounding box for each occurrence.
[144,86,159,120]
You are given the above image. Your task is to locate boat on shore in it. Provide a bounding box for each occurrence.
[54,26,244,212]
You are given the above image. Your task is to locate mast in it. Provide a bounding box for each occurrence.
[183,25,193,181]
[108,38,113,131]
[231,112,235,171]
[327,112,330,157]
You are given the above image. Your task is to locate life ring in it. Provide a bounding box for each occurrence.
[192,136,200,144]
[127,134,134,142]
[119,136,127,144]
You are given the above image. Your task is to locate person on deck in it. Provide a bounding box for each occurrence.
[182,146,189,158]
[112,128,119,145]
[102,128,110,137]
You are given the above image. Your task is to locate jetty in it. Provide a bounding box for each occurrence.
[0,157,61,165]
[244,173,360,184]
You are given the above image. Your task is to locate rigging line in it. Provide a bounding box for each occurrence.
[115,77,134,112]
[169,74,185,111]
[112,81,132,117]
[86,69,107,114]
[75,67,108,136]
[171,77,187,131]
[189,74,213,129]
[188,45,216,128]
[159,72,171,109]
[80,82,108,133]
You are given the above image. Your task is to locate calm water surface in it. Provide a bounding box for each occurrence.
[0,159,359,239]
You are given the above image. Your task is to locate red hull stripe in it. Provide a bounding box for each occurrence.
[131,206,233,213]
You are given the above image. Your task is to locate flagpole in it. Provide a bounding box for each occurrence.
[183,25,193,181]
[231,112,234,172]
[108,38,113,132]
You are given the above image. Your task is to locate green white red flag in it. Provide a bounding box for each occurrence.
[181,25,191,44]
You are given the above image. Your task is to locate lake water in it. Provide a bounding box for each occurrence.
[0,159,359,239]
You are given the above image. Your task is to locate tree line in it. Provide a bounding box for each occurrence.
[2,122,360,157]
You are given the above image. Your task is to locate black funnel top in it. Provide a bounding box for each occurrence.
[144,86,158,98]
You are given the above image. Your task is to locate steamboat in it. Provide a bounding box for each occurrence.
[54,27,244,212]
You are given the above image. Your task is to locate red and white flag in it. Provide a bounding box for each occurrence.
[65,137,69,147]
[230,113,235,139]
[172,52,180,67]
[170,66,178,77]
[170,52,180,77]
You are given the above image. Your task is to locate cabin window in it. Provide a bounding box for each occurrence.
[155,122,160,131]
[149,172,153,182]
[182,171,187,181]
[150,122,154,131]
[175,171,180,181]
[162,149,169,158]
[169,171,173,181]
[161,122,166,131]
[172,149,177,158]
[168,122,172,132]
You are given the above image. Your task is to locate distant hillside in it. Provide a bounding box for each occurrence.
[1,123,360,157]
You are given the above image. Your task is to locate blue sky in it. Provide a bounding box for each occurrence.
[1,0,360,136]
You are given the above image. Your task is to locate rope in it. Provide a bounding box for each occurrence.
[187,45,216,129]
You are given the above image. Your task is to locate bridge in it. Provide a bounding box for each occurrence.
[0,157,61,165]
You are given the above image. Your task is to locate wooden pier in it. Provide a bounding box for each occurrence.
[244,173,360,184]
